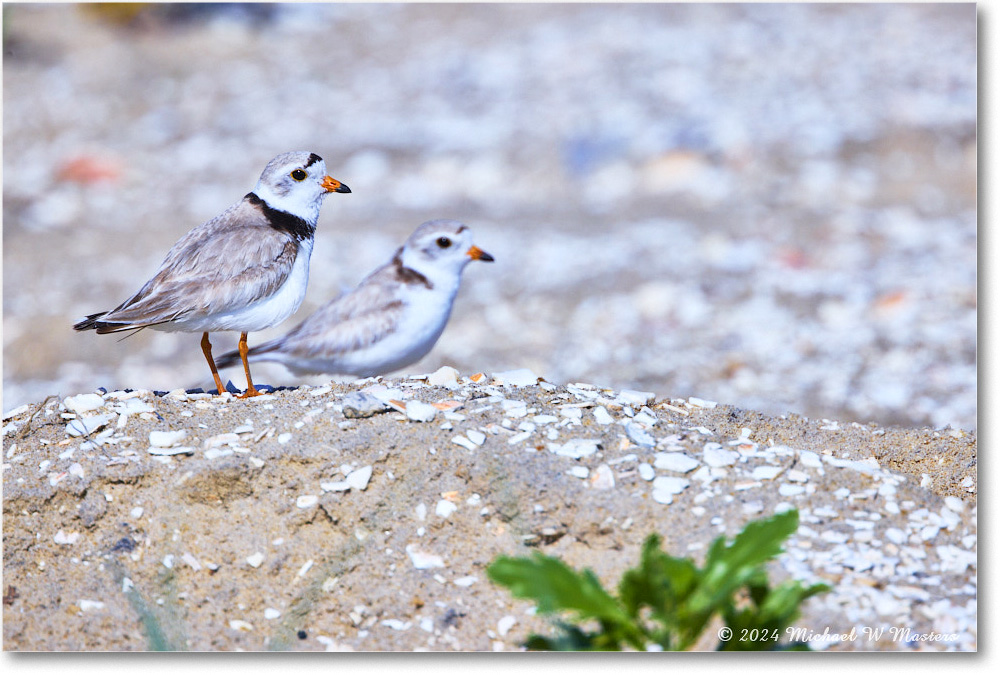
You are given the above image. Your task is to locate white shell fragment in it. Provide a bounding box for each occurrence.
[593,406,614,425]
[54,530,80,545]
[435,500,458,518]
[115,397,155,414]
[428,366,460,388]
[561,407,584,421]
[149,430,188,448]
[346,465,373,491]
[652,475,690,494]
[502,399,528,418]
[405,400,438,422]
[296,495,319,509]
[497,615,517,637]
[654,452,700,473]
[381,619,411,631]
[823,455,880,475]
[246,552,265,568]
[751,466,784,480]
[618,389,655,406]
[944,496,966,513]
[204,433,240,448]
[3,404,30,421]
[492,369,538,387]
[204,448,233,460]
[66,414,114,438]
[451,435,479,451]
[321,480,351,492]
[507,431,531,445]
[687,397,718,409]
[625,422,656,448]
[702,444,739,467]
[651,476,689,504]
[341,391,389,419]
[406,544,445,569]
[589,464,615,490]
[63,394,105,414]
[548,438,600,459]
[632,411,658,427]
[321,465,373,493]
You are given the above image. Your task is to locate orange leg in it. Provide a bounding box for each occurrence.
[236,332,261,398]
[200,332,228,395]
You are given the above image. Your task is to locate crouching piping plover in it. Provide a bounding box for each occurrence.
[215,219,493,378]
[74,151,351,397]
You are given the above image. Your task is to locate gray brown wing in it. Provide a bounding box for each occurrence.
[92,200,298,329]
[255,267,405,359]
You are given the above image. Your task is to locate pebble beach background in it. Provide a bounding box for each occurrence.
[1,2,982,656]
[1,3,978,431]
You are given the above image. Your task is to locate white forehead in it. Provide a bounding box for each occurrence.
[409,219,469,241]
[259,151,326,179]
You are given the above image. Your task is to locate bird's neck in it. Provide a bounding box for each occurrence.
[400,252,464,298]
[252,184,322,226]
[246,192,316,241]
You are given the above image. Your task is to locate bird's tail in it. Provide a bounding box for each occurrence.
[73,312,108,332]
[73,312,146,335]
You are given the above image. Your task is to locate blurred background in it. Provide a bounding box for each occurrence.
[2,3,977,429]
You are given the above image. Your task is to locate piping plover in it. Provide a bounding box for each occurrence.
[215,219,493,378]
[73,151,351,397]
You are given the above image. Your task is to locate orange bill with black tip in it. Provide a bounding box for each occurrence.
[321,176,352,193]
[466,245,494,262]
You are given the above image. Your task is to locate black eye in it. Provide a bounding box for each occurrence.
[436,237,452,249]
[290,169,307,181]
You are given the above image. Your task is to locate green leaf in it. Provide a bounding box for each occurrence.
[487,553,647,650]
[689,510,800,616]
[525,622,596,651]
[488,509,827,652]
[488,553,621,619]
[618,533,700,650]
[757,580,830,626]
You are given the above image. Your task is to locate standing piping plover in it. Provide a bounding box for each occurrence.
[215,219,493,378]
[73,151,351,397]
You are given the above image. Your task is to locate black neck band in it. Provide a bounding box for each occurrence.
[246,192,314,241]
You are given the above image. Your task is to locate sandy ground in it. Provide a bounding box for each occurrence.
[2,373,976,651]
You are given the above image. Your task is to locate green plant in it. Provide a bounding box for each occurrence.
[486,509,829,651]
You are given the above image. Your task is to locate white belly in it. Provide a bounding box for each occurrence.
[160,239,313,334]
[280,281,457,377]
[332,316,447,377]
